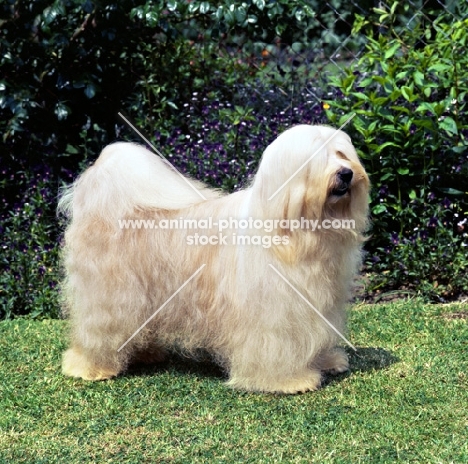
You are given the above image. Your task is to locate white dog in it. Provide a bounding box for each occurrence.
[59,125,369,393]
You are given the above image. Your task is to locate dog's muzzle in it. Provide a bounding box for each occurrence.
[331,168,353,196]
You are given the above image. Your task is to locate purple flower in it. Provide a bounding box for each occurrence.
[428,217,438,228]
[379,185,389,197]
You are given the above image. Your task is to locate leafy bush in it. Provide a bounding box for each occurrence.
[1,0,340,172]
[0,166,71,319]
[326,4,468,300]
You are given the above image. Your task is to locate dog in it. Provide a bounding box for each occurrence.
[58,124,369,393]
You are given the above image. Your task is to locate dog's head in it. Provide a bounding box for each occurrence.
[251,125,370,238]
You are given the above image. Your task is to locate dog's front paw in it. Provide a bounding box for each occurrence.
[62,348,120,381]
[228,369,322,394]
[272,370,322,394]
[317,348,349,375]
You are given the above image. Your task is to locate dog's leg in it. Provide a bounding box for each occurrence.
[225,335,323,394]
[62,346,123,381]
[315,347,349,375]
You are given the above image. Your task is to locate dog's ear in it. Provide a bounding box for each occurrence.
[254,125,352,224]
[283,185,308,222]
[281,165,328,223]
[300,176,329,221]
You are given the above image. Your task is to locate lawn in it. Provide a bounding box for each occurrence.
[0,300,467,463]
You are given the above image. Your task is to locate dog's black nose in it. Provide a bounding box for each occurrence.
[338,168,353,184]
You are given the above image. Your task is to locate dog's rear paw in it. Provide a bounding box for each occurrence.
[62,348,120,381]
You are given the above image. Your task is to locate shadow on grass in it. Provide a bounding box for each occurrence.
[127,351,226,381]
[323,346,399,387]
[127,346,398,387]
[350,346,399,372]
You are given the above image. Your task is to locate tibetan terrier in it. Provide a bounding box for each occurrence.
[59,125,369,393]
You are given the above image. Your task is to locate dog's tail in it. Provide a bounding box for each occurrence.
[58,142,220,221]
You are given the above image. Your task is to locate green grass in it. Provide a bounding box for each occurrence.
[1,301,467,463]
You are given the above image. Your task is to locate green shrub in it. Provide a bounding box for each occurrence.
[326,3,468,300]
[0,166,64,319]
